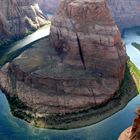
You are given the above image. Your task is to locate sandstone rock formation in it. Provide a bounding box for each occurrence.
[119,108,140,140]
[108,0,140,30]
[0,0,127,129]
[39,0,140,30]
[50,0,126,80]
[0,0,47,41]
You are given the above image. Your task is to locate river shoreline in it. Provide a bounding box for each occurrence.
[1,58,140,129]
[0,26,140,140]
[0,26,140,129]
[0,23,51,66]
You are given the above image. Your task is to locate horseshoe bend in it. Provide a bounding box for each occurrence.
[0,0,140,129]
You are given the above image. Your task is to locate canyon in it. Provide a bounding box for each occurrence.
[0,0,140,140]
[0,0,47,44]
[0,0,131,129]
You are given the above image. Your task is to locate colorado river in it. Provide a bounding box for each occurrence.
[0,27,140,140]
[7,24,50,54]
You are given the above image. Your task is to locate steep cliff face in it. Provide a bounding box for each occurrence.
[0,0,47,40]
[0,0,127,129]
[108,0,140,30]
[51,0,126,80]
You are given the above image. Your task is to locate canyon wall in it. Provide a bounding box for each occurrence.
[50,0,126,79]
[0,0,47,41]
[39,0,140,30]
[0,0,127,129]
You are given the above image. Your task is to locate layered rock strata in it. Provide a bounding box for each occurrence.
[0,0,127,129]
[50,0,126,80]
[0,0,47,40]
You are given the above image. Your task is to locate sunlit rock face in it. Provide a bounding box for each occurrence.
[108,0,140,30]
[51,0,127,80]
[0,0,46,40]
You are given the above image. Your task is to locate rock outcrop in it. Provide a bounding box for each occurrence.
[0,0,127,129]
[50,0,126,80]
[0,0,47,41]
[119,108,140,140]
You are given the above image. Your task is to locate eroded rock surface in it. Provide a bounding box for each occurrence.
[0,0,127,129]
[51,0,126,80]
[0,0,47,40]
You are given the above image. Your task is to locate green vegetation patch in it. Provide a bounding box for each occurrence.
[118,60,140,99]
[127,60,140,92]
